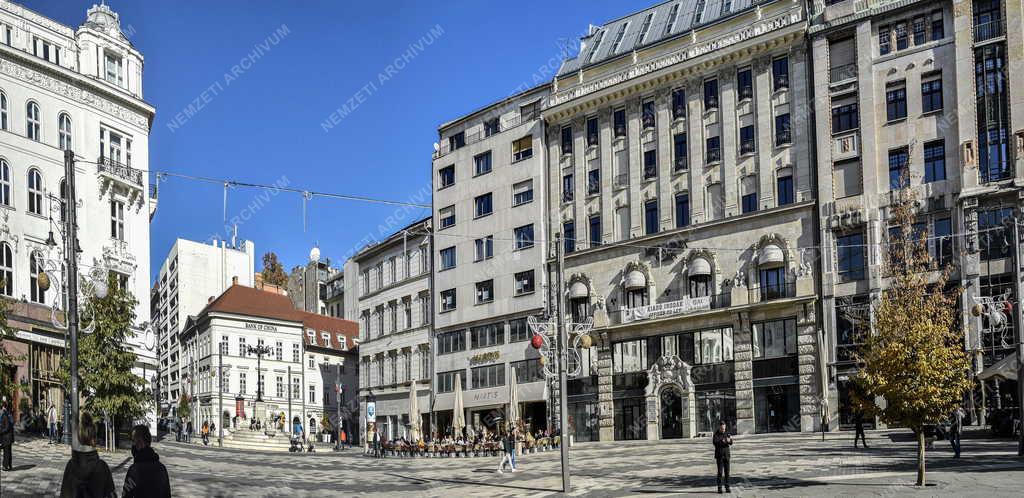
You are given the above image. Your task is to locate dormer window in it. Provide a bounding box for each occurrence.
[336,334,346,350]
[105,51,124,86]
[321,332,330,345]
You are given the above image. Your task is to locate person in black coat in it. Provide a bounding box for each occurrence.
[60,413,115,498]
[0,401,14,471]
[122,425,171,498]
[712,420,733,494]
[853,404,868,448]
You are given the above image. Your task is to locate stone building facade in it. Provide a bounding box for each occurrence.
[545,0,821,439]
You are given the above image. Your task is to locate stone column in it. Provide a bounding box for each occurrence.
[646,390,659,441]
[683,390,696,438]
[733,311,755,434]
[597,335,614,441]
[797,306,821,432]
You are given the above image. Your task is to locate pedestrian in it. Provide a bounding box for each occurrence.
[497,430,516,474]
[186,420,193,444]
[949,405,964,458]
[59,412,115,498]
[854,404,868,448]
[201,421,210,445]
[48,402,58,444]
[713,420,733,494]
[122,425,171,498]
[0,400,14,471]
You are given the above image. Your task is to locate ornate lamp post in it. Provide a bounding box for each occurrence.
[247,343,273,402]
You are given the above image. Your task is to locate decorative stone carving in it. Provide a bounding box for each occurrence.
[733,269,747,288]
[798,248,814,277]
[0,210,20,251]
[645,355,695,397]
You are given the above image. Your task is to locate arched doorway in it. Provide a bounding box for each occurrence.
[660,387,683,439]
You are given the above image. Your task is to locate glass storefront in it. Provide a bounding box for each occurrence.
[569,401,600,442]
[696,389,736,434]
[754,384,800,433]
[614,397,647,441]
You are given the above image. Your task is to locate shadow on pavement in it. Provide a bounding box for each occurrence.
[389,472,560,493]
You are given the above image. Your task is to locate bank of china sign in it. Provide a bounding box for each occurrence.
[550,11,802,107]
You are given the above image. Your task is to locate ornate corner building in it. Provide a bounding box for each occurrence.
[0,2,155,427]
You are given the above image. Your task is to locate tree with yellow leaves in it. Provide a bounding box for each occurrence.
[853,187,972,486]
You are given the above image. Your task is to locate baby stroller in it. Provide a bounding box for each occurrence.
[289,436,303,453]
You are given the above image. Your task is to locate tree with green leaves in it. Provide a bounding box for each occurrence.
[853,188,972,486]
[261,252,288,287]
[0,296,22,405]
[177,393,192,422]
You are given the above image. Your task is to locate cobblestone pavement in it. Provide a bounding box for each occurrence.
[1,428,1022,497]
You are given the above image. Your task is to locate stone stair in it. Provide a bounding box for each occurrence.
[220,428,293,452]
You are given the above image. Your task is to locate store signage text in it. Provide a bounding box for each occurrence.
[469,351,500,365]
[245,322,278,332]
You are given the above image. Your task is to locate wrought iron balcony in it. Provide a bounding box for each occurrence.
[974,19,1004,43]
[97,156,143,188]
[829,63,857,84]
[748,282,797,303]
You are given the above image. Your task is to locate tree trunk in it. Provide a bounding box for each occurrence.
[916,429,926,486]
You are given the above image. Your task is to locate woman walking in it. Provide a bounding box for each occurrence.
[496,430,516,474]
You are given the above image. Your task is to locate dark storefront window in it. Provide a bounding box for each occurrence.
[978,207,1013,260]
[836,296,870,363]
[696,390,736,434]
[613,397,647,441]
[755,385,801,433]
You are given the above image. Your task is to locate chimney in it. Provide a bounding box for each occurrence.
[232,276,239,286]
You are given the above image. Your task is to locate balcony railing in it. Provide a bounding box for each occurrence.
[974,19,1004,43]
[97,156,143,187]
[829,63,857,83]
[614,173,629,189]
[621,295,712,324]
[748,282,797,303]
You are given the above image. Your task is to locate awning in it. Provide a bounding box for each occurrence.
[624,270,646,290]
[759,244,785,265]
[689,258,711,276]
[569,281,589,299]
[978,352,1018,382]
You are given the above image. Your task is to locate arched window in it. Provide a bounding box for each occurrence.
[30,252,45,303]
[58,113,72,150]
[0,91,7,130]
[568,280,591,323]
[0,242,12,296]
[688,258,713,298]
[624,268,648,308]
[26,101,40,141]
[27,168,43,215]
[0,159,10,207]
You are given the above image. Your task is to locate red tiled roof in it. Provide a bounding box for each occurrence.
[199,285,358,352]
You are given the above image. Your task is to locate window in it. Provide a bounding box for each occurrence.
[100,128,131,166]
[292,378,300,399]
[612,339,647,373]
[474,151,492,176]
[888,147,909,190]
[437,330,465,355]
[689,272,711,298]
[913,17,926,45]
[831,103,859,133]
[613,108,626,138]
[739,125,755,154]
[438,165,455,188]
[275,341,282,360]
[643,150,657,179]
[895,22,908,50]
[644,200,659,235]
[586,169,600,196]
[439,246,456,270]
[562,174,574,202]
[0,243,12,296]
[512,359,545,384]
[29,254,45,303]
[672,88,686,119]
[293,343,300,362]
[641,99,655,129]
[276,376,283,397]
[693,328,734,364]
[308,384,316,403]
[239,373,247,394]
[471,364,505,389]
[922,77,943,113]
[110,200,125,240]
[931,10,944,40]
[0,160,10,207]
[706,136,721,162]
[448,132,465,151]
[561,126,573,155]
[837,233,866,282]
[586,29,605,63]
[609,22,628,54]
[27,168,43,215]
[879,25,892,55]
[758,267,786,300]
[564,220,576,253]
[514,224,534,249]
[439,205,455,229]
[737,69,753,100]
[509,318,530,342]
[673,133,688,171]
[772,57,789,91]
[475,280,494,304]
[741,192,757,214]
[26,102,40,141]
[589,215,602,247]
[470,323,502,348]
[752,318,797,359]
[675,193,690,228]
[104,52,123,85]
[474,192,493,218]
[934,217,953,266]
[514,270,535,295]
[437,370,466,393]
[704,79,719,110]
[979,207,1013,260]
[58,113,72,151]
[586,117,599,147]
[474,236,494,262]
[637,12,654,44]
[239,337,247,357]
[886,85,907,121]
[440,288,456,312]
[777,176,794,206]
[512,136,533,161]
[664,3,679,36]
[775,114,792,146]
[924,140,946,183]
[0,91,6,130]
[484,117,500,137]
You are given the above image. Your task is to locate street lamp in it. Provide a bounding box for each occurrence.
[247,343,273,402]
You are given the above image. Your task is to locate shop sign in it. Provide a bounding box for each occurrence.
[245,322,278,332]
[469,351,500,365]
[366,402,376,423]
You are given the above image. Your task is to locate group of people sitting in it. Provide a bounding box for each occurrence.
[368,426,561,458]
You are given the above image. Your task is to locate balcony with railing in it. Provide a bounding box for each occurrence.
[97,156,143,188]
[614,172,629,189]
[748,282,797,303]
[829,63,857,84]
[974,18,1004,43]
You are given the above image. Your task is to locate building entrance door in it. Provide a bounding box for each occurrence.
[660,387,683,439]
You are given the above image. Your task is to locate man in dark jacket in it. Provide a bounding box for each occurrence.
[948,406,964,458]
[60,412,115,498]
[853,404,868,448]
[0,400,14,471]
[712,420,733,494]
[123,424,171,498]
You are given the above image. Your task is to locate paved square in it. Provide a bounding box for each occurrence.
[1,429,1022,496]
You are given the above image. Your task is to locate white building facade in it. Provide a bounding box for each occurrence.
[152,238,256,415]
[0,2,156,428]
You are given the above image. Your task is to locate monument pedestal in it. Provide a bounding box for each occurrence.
[254,399,268,426]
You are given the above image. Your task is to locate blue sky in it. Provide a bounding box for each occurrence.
[24,0,657,278]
